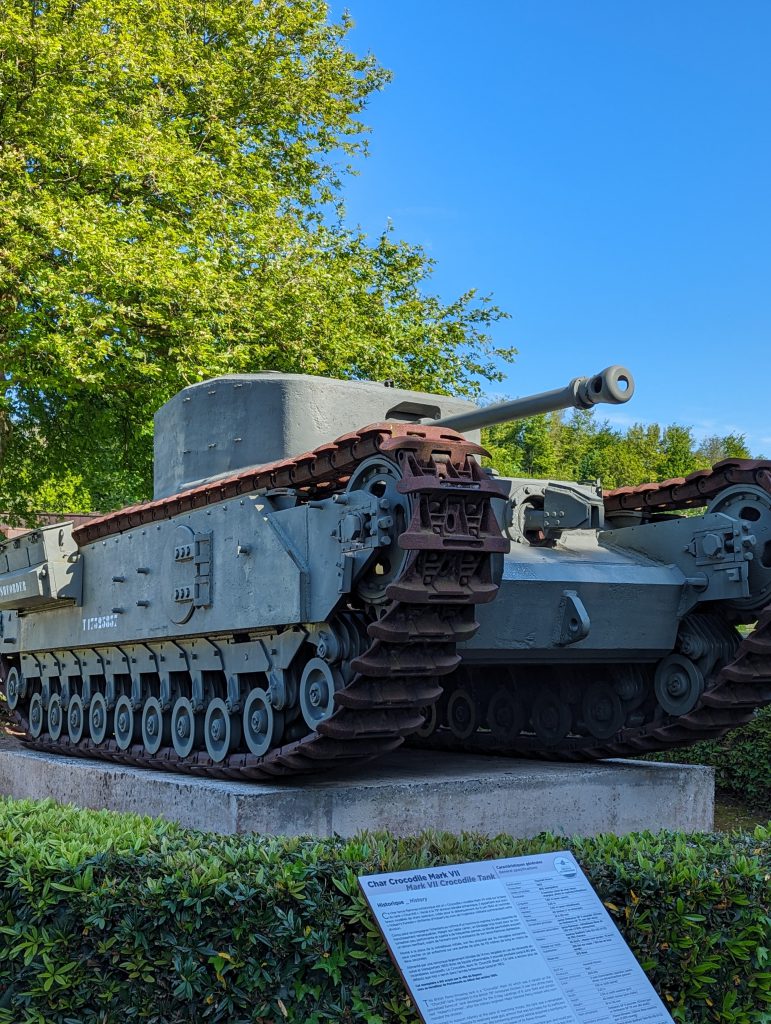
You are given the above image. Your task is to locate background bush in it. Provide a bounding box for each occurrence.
[647,706,771,813]
[0,798,768,1024]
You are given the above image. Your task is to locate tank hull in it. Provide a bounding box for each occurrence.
[465,543,682,664]
[2,373,770,778]
[1,417,506,778]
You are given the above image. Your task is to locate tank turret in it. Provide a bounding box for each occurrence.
[152,373,479,500]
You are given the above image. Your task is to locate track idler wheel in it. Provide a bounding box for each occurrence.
[89,693,112,744]
[67,695,86,743]
[142,697,170,755]
[415,702,439,738]
[5,667,24,711]
[531,690,571,745]
[28,692,44,739]
[581,681,624,740]
[300,658,343,730]
[486,689,524,742]
[654,655,704,716]
[447,688,477,740]
[171,696,202,758]
[205,697,242,762]
[243,688,284,755]
[47,694,64,741]
[114,695,139,750]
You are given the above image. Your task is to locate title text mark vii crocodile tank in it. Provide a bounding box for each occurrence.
[1,366,770,778]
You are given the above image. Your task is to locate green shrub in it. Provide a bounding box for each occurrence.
[647,706,771,813]
[0,798,769,1024]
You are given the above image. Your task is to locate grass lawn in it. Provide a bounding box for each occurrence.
[714,792,770,831]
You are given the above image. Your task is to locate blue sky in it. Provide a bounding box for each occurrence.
[331,1,771,453]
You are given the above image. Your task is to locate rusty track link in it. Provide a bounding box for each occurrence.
[604,457,771,515]
[411,459,771,761]
[12,423,507,779]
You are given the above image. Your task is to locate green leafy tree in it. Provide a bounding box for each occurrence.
[658,425,698,480]
[696,433,751,465]
[0,0,511,518]
[484,410,754,489]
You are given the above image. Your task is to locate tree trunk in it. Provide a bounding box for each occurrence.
[0,402,11,497]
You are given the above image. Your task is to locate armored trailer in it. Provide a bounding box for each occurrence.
[1,367,769,778]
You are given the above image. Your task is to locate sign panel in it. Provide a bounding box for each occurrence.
[359,850,674,1024]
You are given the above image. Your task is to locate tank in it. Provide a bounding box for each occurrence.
[1,366,770,779]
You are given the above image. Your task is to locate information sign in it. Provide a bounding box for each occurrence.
[359,850,674,1024]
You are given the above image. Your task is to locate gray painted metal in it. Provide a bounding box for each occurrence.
[2,488,383,655]
[0,368,759,667]
[153,373,479,500]
[464,535,684,662]
[1,367,768,776]
[1,487,749,669]
[434,365,634,432]
[0,525,82,612]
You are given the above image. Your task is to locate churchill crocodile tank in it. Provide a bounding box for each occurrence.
[1,367,770,778]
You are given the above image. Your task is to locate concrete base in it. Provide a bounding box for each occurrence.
[0,747,714,837]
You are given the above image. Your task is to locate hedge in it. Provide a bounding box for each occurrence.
[0,798,769,1024]
[647,706,771,812]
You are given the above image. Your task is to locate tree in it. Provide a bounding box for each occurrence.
[658,425,698,481]
[0,0,511,518]
[483,409,754,490]
[696,434,751,465]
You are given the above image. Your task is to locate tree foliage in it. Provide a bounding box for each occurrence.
[484,411,752,488]
[0,0,511,517]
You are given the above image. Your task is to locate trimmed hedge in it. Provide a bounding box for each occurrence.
[0,799,769,1024]
[647,706,771,812]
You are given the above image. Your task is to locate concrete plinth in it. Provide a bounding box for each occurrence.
[0,747,713,837]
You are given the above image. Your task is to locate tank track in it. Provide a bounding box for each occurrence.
[409,459,771,761]
[7,423,507,779]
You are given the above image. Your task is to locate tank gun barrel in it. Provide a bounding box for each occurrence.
[433,365,635,433]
